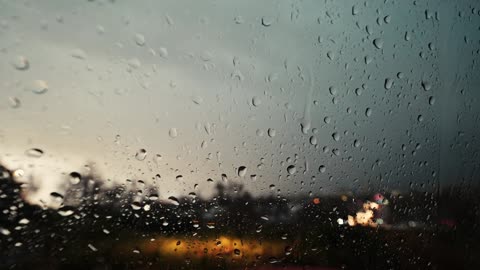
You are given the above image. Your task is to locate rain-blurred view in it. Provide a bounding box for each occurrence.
[1,0,480,269]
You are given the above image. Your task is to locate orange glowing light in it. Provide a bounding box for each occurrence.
[126,235,287,261]
[347,201,380,227]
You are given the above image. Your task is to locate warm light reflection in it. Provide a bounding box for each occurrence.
[348,201,380,227]
[130,236,288,260]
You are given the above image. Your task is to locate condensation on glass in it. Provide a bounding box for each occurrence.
[0,0,479,269]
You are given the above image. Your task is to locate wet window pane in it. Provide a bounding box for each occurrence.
[1,0,479,269]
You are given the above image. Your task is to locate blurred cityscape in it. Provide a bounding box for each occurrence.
[0,164,479,270]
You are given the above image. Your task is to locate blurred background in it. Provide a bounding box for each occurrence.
[0,0,479,269]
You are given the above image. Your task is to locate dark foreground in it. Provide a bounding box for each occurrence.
[1,165,479,269]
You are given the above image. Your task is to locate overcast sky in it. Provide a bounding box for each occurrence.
[0,0,479,207]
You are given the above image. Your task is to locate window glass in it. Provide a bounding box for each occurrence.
[1,0,479,269]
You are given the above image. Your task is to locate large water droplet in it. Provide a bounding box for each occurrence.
[384,78,393,90]
[268,128,276,137]
[355,88,362,96]
[329,86,338,96]
[352,5,359,15]
[58,207,74,217]
[261,17,273,27]
[365,56,373,65]
[353,140,361,148]
[384,15,391,24]
[373,38,384,49]
[154,154,162,163]
[50,192,64,202]
[131,202,142,210]
[365,108,372,117]
[168,196,180,206]
[0,228,11,236]
[69,172,81,185]
[88,244,98,252]
[327,51,335,60]
[25,148,44,158]
[134,33,146,46]
[238,166,247,177]
[135,149,147,161]
[421,81,432,91]
[18,218,30,225]
[169,128,178,138]
[324,116,331,124]
[149,193,159,200]
[310,136,317,145]
[332,132,340,141]
[287,165,296,175]
[28,80,49,94]
[252,96,262,107]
